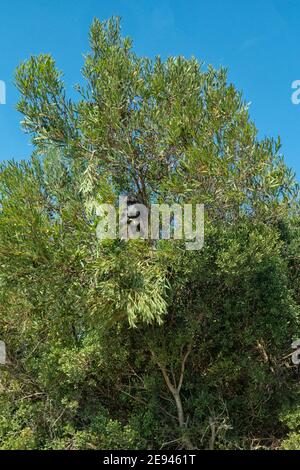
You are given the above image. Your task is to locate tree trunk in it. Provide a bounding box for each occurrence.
[152,344,195,450]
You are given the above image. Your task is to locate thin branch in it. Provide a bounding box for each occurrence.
[178,343,193,392]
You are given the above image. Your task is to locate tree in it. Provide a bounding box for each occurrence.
[0,17,299,449]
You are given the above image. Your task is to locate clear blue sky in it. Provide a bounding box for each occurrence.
[0,0,300,179]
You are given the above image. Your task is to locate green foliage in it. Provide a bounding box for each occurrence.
[0,17,299,450]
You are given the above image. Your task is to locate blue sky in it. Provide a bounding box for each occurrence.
[0,0,300,179]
